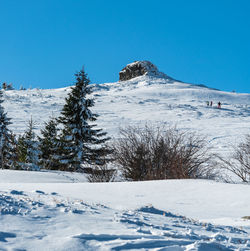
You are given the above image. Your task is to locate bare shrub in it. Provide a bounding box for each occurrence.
[218,135,250,182]
[85,163,117,182]
[112,125,215,181]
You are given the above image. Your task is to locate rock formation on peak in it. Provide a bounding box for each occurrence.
[119,61,173,81]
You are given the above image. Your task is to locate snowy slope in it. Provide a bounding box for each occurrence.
[3,76,250,158]
[92,76,250,158]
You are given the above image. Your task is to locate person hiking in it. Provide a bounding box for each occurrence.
[210,101,213,107]
[206,101,209,106]
[218,102,221,108]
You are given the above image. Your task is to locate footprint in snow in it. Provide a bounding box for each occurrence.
[35,190,45,195]
[10,190,25,196]
[0,232,16,242]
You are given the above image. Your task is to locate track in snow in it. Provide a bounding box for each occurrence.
[0,190,249,250]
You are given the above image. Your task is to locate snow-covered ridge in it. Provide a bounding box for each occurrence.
[2,76,250,158]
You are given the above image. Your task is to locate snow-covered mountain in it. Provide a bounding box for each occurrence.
[3,74,250,159]
[1,70,250,250]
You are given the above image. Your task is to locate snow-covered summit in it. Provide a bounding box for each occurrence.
[119,60,174,81]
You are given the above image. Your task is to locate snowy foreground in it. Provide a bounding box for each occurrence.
[0,170,250,250]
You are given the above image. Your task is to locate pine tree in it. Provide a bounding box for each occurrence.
[38,117,61,170]
[17,135,27,164]
[17,118,40,170]
[9,133,19,168]
[58,68,110,171]
[0,90,15,169]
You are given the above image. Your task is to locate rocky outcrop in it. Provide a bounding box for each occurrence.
[119,61,173,81]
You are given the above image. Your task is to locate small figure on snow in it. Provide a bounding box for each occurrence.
[206,101,209,106]
[210,101,213,107]
[218,102,221,109]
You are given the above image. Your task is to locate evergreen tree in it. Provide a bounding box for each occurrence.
[38,117,61,170]
[58,68,109,171]
[16,134,27,167]
[9,133,19,169]
[17,118,40,170]
[57,128,79,171]
[0,90,15,169]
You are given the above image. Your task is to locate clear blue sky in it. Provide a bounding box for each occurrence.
[0,0,249,93]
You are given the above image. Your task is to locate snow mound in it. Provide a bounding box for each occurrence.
[0,169,87,183]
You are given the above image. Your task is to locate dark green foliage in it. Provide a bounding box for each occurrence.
[17,135,27,164]
[38,117,61,170]
[56,128,80,171]
[0,90,16,169]
[58,68,110,171]
[9,133,19,169]
[16,118,40,170]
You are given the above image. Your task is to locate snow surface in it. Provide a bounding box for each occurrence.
[0,174,250,250]
[0,76,250,250]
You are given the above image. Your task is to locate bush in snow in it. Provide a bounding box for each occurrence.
[112,125,216,181]
[57,67,110,171]
[86,161,117,182]
[218,135,250,183]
